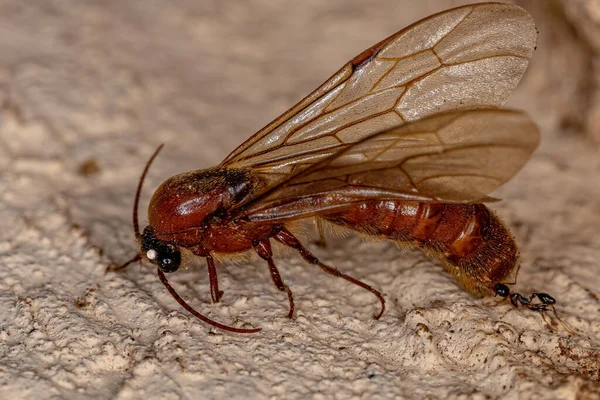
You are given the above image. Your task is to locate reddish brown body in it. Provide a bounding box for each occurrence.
[324,201,517,295]
[146,169,516,298]
[115,4,556,333]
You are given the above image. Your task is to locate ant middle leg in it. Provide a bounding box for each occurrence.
[206,254,224,303]
[253,239,295,319]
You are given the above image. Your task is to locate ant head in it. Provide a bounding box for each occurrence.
[493,283,510,298]
[140,226,181,273]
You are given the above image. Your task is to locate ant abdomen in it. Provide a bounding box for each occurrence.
[324,201,518,295]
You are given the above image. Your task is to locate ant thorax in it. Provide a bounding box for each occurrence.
[147,168,257,236]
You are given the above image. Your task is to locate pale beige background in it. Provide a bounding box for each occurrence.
[1,1,599,399]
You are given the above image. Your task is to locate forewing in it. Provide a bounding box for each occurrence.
[243,109,540,221]
[221,3,537,191]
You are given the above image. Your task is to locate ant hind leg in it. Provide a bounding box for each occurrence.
[254,239,295,319]
[274,227,385,320]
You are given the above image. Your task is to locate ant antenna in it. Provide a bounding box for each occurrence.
[133,144,164,240]
[105,145,164,273]
[157,268,261,334]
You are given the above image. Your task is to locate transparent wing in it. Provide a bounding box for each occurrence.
[242,109,539,221]
[221,3,537,194]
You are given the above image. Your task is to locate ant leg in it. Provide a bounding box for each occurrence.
[206,254,224,303]
[253,239,295,319]
[105,253,142,274]
[274,227,385,320]
[524,301,575,334]
[551,308,577,334]
[529,292,577,334]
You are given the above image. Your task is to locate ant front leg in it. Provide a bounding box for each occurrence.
[206,254,224,303]
[253,239,295,319]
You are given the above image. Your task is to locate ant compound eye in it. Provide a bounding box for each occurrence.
[157,247,181,273]
[493,283,510,298]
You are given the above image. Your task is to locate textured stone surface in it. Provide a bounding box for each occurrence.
[0,1,599,399]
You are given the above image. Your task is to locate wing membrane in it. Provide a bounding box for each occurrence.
[221,3,537,195]
[243,109,539,221]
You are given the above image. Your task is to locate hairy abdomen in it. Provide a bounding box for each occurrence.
[323,201,518,295]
